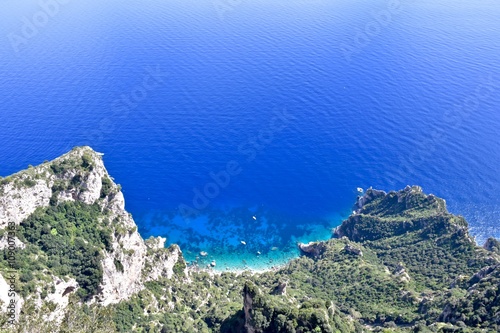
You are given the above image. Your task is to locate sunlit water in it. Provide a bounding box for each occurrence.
[0,0,499,269]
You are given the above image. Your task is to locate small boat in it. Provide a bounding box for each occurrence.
[241,241,246,245]
[357,187,364,193]
[252,216,257,220]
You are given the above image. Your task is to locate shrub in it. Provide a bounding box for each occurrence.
[100,176,113,198]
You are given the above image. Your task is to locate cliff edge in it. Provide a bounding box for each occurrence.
[0,147,184,324]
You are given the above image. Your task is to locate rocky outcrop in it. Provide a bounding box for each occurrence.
[0,148,106,230]
[243,282,257,333]
[0,235,25,250]
[393,262,411,283]
[483,237,500,253]
[343,244,363,257]
[0,171,52,229]
[94,189,150,306]
[0,147,184,317]
[298,241,327,259]
[468,264,499,287]
[352,185,446,216]
[143,244,184,282]
[354,187,386,212]
[0,273,24,322]
[440,264,500,326]
[334,186,457,242]
[44,277,78,323]
[271,281,288,296]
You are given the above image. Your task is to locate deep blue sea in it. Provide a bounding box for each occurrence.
[1,0,499,270]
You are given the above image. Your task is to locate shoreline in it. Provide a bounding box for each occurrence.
[187,261,288,277]
[180,243,307,275]
[183,240,330,276]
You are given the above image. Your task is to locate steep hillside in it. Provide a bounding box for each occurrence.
[0,149,499,333]
[0,147,184,329]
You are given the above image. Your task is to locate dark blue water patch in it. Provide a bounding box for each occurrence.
[0,0,499,266]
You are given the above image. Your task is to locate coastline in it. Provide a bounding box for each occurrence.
[145,210,349,274]
[187,261,287,277]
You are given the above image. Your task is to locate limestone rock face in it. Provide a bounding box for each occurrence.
[393,262,411,283]
[271,281,288,296]
[298,241,327,259]
[0,273,24,322]
[0,176,52,229]
[143,244,184,282]
[0,147,107,230]
[145,236,167,250]
[44,277,78,323]
[468,264,499,286]
[0,236,25,250]
[354,187,387,212]
[0,147,184,312]
[95,189,150,306]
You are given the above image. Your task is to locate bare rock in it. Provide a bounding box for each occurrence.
[271,281,288,296]
[298,241,327,259]
[343,244,363,257]
[483,237,500,253]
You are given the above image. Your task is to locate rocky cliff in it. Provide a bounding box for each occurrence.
[334,185,463,242]
[0,147,184,323]
[1,150,499,333]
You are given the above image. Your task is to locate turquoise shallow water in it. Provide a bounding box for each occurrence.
[146,208,350,270]
[0,0,499,269]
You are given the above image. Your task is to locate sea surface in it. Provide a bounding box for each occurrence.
[0,0,499,270]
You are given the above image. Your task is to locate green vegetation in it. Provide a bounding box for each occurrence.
[153,186,496,332]
[173,259,186,276]
[0,296,117,333]
[440,264,500,328]
[49,150,94,176]
[100,176,114,198]
[484,237,500,254]
[0,201,112,301]
[21,178,37,188]
[220,281,362,333]
[1,153,499,333]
